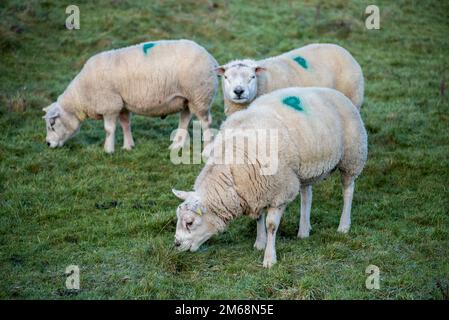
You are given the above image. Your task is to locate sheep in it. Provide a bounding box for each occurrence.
[43,39,218,153]
[216,43,364,116]
[172,87,367,268]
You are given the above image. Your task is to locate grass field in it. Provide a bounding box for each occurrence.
[1,0,448,299]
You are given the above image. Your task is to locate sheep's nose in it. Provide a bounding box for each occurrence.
[46,142,50,147]
[233,87,244,96]
[174,240,181,247]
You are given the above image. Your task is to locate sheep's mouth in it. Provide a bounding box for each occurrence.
[176,243,192,252]
[47,141,59,148]
[231,97,249,103]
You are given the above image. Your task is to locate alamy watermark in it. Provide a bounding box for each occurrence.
[65,5,80,30]
[365,264,380,290]
[169,121,279,175]
[365,5,380,30]
[65,265,80,290]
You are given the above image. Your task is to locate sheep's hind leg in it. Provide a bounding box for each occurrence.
[263,206,285,268]
[169,108,192,150]
[104,114,119,154]
[337,174,355,233]
[196,110,213,147]
[254,211,267,250]
[193,110,214,158]
[298,185,313,239]
[119,110,135,150]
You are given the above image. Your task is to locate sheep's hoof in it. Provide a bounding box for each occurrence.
[104,148,115,154]
[253,240,266,251]
[122,144,134,151]
[263,258,277,268]
[337,225,350,234]
[297,230,310,239]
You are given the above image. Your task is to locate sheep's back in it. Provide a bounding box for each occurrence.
[258,44,363,109]
[64,40,217,116]
[240,87,363,182]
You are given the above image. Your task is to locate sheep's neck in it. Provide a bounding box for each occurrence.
[224,99,250,116]
[204,188,245,227]
[197,170,247,229]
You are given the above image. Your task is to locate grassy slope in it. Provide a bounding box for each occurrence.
[0,0,448,299]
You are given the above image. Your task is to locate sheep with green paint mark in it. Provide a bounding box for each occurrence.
[216,43,364,116]
[172,87,367,268]
[43,39,218,153]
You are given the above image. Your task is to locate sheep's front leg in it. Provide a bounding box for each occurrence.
[298,185,313,238]
[337,175,355,233]
[119,110,134,150]
[103,114,118,154]
[263,206,285,268]
[254,211,267,250]
[169,108,192,150]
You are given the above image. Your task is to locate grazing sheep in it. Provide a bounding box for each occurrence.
[172,87,367,268]
[43,39,218,153]
[216,43,364,115]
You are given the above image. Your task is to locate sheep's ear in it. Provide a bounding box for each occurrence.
[43,103,58,116]
[43,107,60,120]
[215,66,226,76]
[255,66,266,75]
[172,189,191,201]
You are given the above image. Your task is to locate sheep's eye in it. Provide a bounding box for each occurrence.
[186,221,193,230]
[49,118,56,126]
[251,75,256,79]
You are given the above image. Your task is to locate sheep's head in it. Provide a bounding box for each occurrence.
[216,60,266,104]
[172,189,220,252]
[43,102,80,148]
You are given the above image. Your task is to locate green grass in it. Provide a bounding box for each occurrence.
[1,0,448,299]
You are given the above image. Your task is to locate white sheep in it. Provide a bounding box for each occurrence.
[216,43,364,115]
[43,39,218,153]
[172,87,368,268]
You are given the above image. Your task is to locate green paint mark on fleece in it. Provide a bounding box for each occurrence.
[282,96,304,112]
[142,42,156,55]
[293,55,308,69]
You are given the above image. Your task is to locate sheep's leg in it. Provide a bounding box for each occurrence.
[196,111,213,147]
[169,108,192,150]
[254,211,267,250]
[103,114,118,154]
[298,185,313,239]
[119,110,134,150]
[263,206,285,268]
[337,175,355,233]
[195,110,214,158]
